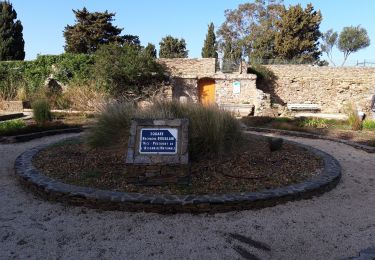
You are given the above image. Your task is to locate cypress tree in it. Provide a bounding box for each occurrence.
[0,1,25,60]
[223,41,232,60]
[144,43,157,58]
[274,3,322,63]
[201,22,217,58]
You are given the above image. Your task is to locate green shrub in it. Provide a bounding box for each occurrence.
[247,64,277,87]
[93,44,166,96]
[298,117,329,128]
[363,120,375,130]
[32,99,52,124]
[0,54,94,101]
[0,119,26,134]
[0,61,27,100]
[344,103,362,131]
[87,101,243,160]
[0,50,162,103]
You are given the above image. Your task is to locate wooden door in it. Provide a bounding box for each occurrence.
[198,79,215,106]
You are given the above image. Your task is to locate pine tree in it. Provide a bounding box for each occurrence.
[63,7,138,54]
[159,35,188,58]
[0,1,25,60]
[144,43,157,58]
[274,3,322,63]
[201,23,217,58]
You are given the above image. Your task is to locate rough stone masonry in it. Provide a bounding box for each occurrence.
[158,58,375,116]
[263,65,375,114]
[125,118,190,186]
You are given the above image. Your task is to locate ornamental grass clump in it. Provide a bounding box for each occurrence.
[32,99,52,124]
[86,102,136,147]
[142,101,243,160]
[87,101,243,160]
[344,103,362,131]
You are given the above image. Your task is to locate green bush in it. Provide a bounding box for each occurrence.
[0,119,26,134]
[0,54,94,101]
[298,117,329,128]
[93,44,166,96]
[363,120,375,130]
[0,49,162,103]
[32,99,52,124]
[247,64,277,87]
[0,61,27,100]
[87,101,243,160]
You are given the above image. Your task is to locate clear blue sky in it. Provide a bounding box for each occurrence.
[10,0,375,66]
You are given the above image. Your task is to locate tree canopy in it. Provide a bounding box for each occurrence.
[201,23,218,58]
[321,29,338,66]
[217,1,323,63]
[274,4,322,63]
[0,1,25,60]
[144,43,157,58]
[217,0,284,62]
[338,25,370,66]
[93,44,165,96]
[159,35,188,58]
[63,7,139,54]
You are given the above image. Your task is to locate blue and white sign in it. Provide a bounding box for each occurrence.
[139,128,178,154]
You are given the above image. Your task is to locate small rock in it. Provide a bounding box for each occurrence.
[17,239,27,245]
[268,137,284,152]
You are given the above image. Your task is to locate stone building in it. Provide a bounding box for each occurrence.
[158,58,271,116]
[159,58,375,117]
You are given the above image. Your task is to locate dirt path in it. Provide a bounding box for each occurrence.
[0,133,374,260]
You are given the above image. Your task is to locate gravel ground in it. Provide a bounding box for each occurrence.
[0,133,374,260]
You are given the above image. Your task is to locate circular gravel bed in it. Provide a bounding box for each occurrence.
[14,135,341,213]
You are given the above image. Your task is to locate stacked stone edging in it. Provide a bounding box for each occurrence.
[246,127,375,153]
[14,135,341,213]
[0,128,84,144]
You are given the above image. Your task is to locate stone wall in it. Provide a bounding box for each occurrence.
[170,78,198,103]
[264,65,375,113]
[156,61,375,116]
[0,101,23,113]
[158,58,216,77]
[214,73,257,105]
[158,58,259,110]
